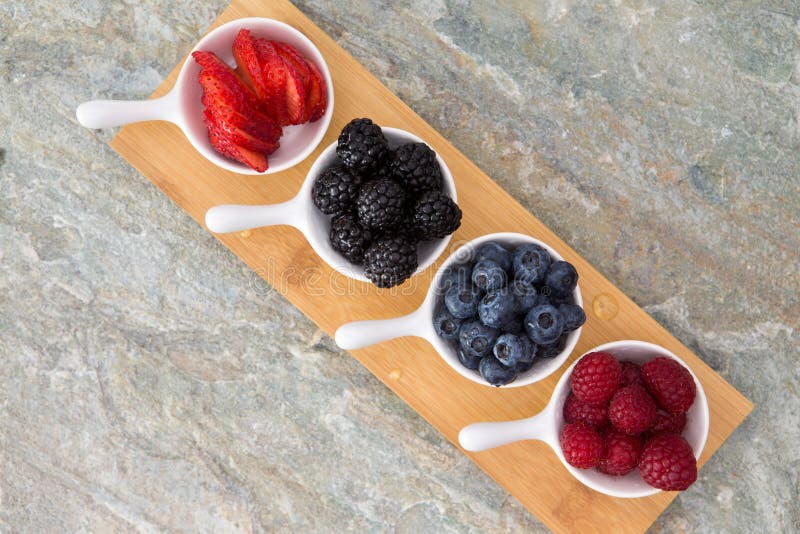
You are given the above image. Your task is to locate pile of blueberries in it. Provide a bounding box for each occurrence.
[433,240,586,386]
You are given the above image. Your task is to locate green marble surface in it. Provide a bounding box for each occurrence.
[0,0,798,532]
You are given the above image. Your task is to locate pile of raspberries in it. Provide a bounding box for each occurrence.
[560,351,699,491]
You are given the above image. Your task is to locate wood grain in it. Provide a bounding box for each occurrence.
[109,1,753,532]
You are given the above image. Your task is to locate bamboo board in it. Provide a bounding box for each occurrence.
[108,1,753,532]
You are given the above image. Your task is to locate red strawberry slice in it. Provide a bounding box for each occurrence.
[278,58,307,125]
[232,30,268,99]
[197,62,259,117]
[252,39,290,124]
[202,97,282,145]
[204,114,268,172]
[305,60,327,122]
[274,42,314,122]
[204,110,279,154]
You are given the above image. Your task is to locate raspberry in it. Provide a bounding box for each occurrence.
[563,394,608,429]
[642,357,696,414]
[639,433,697,491]
[649,409,687,436]
[570,351,621,404]
[609,385,657,435]
[598,428,642,476]
[560,422,604,469]
[620,361,644,387]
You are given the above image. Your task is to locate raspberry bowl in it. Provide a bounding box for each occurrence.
[76,17,334,174]
[334,232,583,388]
[458,340,709,497]
[204,126,457,284]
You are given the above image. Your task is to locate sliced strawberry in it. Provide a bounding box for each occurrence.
[195,57,261,116]
[305,60,327,122]
[204,114,268,172]
[201,96,282,145]
[252,39,290,124]
[274,42,315,122]
[232,30,269,99]
[204,110,279,154]
[278,58,307,125]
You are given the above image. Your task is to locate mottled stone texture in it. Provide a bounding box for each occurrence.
[0,0,797,532]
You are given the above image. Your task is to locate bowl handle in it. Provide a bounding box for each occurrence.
[335,307,429,350]
[76,91,179,129]
[205,195,304,233]
[458,409,556,452]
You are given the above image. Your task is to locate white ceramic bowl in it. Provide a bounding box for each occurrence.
[458,340,710,497]
[204,127,457,283]
[76,17,334,175]
[335,232,583,387]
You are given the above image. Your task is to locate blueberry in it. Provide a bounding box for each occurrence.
[475,242,511,272]
[478,289,517,328]
[515,359,536,374]
[500,315,524,335]
[445,284,481,319]
[493,333,535,367]
[544,260,578,297]
[479,356,517,386]
[471,260,506,292]
[512,244,551,284]
[509,278,538,312]
[540,286,573,305]
[459,319,499,358]
[457,347,482,370]
[537,334,569,358]
[558,303,586,332]
[433,307,463,340]
[524,304,564,345]
[438,263,472,296]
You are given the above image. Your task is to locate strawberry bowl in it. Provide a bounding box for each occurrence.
[76,17,334,175]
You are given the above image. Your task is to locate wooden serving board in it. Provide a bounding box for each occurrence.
[109,1,753,532]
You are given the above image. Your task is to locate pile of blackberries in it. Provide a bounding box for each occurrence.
[312,118,462,288]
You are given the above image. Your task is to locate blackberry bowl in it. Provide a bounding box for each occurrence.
[205,125,458,286]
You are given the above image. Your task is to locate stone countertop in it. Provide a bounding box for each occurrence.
[1,0,797,532]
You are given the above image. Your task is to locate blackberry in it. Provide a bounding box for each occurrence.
[337,118,389,174]
[329,214,373,264]
[411,191,462,240]
[389,142,443,194]
[312,165,362,215]
[363,236,418,288]
[356,178,406,231]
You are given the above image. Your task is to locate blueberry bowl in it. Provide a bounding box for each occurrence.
[335,232,584,388]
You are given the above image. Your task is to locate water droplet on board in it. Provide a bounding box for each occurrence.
[592,293,619,321]
[389,369,403,381]
[240,229,252,238]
